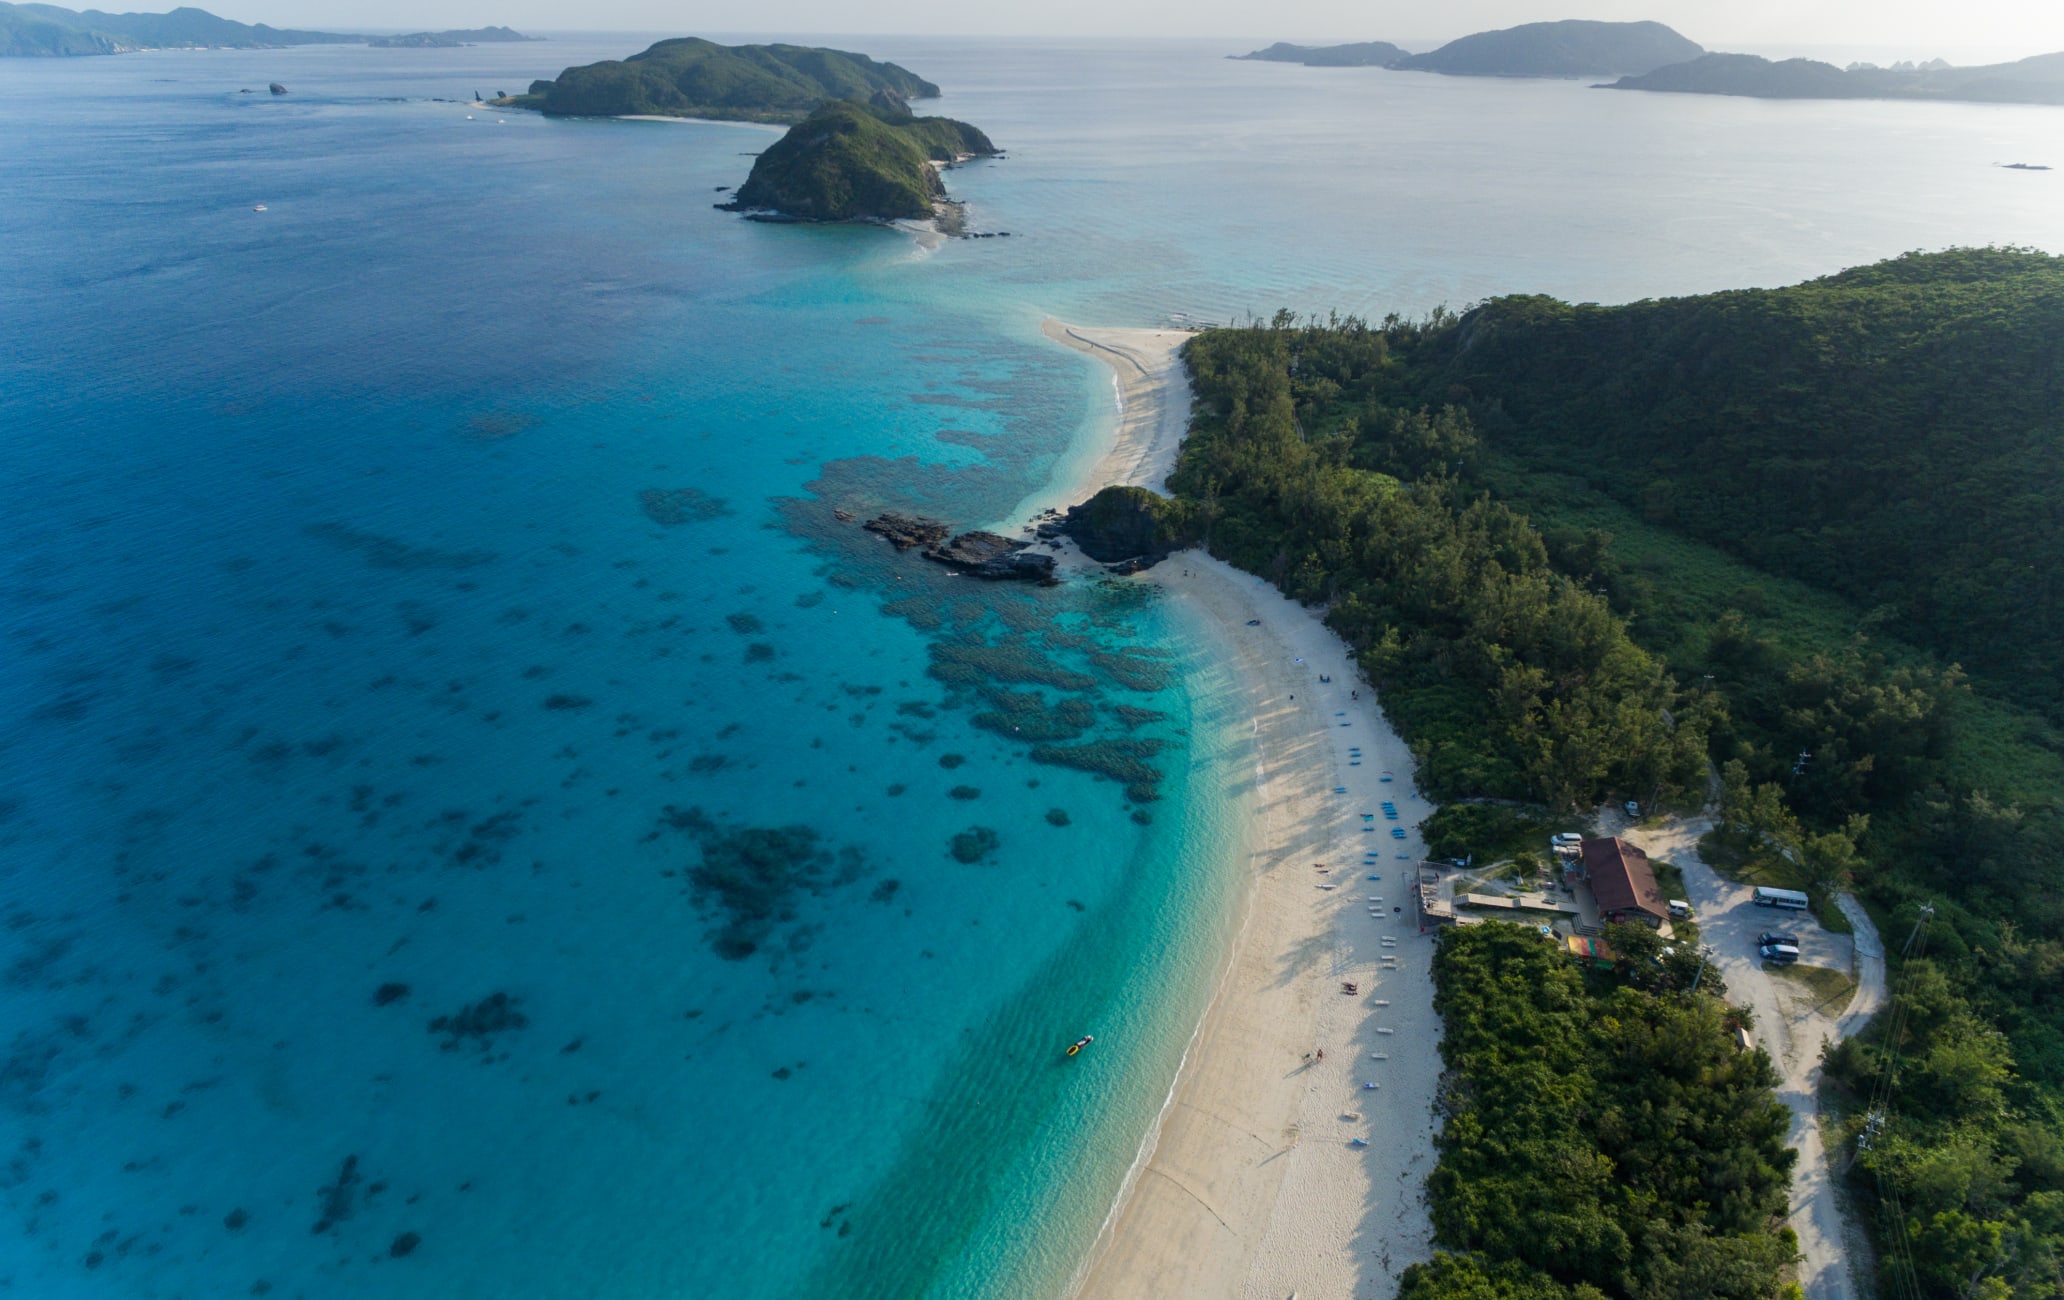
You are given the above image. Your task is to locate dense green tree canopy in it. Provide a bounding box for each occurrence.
[1174,323,1708,809]
[1402,923,1794,1300]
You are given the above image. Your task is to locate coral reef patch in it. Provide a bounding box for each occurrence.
[948,826,1000,864]
[1028,738,1167,802]
[304,522,495,570]
[660,807,863,961]
[971,688,1095,742]
[311,1155,363,1234]
[427,992,528,1052]
[638,488,732,525]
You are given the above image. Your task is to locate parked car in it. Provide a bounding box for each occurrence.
[1759,942,1801,965]
[1623,800,1641,818]
[1550,833,1584,848]
[1758,931,1799,948]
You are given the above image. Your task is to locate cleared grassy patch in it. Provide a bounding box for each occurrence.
[1771,963,1860,1018]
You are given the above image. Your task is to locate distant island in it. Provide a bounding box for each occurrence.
[369,27,539,49]
[1607,49,2064,105]
[1233,40,1406,68]
[0,2,357,54]
[1232,20,1703,78]
[721,97,997,224]
[1235,19,2064,108]
[0,4,536,56]
[510,37,941,124]
[1397,18,1702,77]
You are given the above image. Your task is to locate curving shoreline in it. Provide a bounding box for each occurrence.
[1043,322,1441,1299]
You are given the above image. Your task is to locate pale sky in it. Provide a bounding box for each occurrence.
[221,0,2064,63]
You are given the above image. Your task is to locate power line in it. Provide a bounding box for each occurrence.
[1853,905,1933,1300]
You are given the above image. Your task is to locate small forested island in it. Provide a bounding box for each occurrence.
[1103,246,2064,1299]
[0,1,356,55]
[1231,20,1704,79]
[1396,18,1702,77]
[1232,40,1406,68]
[1608,49,2064,105]
[511,37,941,123]
[721,98,997,224]
[369,28,538,49]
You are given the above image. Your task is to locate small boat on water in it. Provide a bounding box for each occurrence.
[1065,1034,1094,1057]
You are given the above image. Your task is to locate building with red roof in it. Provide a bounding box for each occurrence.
[1578,837,1670,926]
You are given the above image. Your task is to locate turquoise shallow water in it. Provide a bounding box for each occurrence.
[4,33,2062,1300]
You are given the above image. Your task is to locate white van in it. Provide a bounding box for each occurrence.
[1752,886,1810,910]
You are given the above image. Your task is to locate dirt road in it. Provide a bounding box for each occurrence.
[1623,818,1886,1300]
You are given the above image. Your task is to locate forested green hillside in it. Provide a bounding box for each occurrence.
[12,2,353,49]
[1170,253,2064,1297]
[1414,248,2064,720]
[0,1,121,53]
[0,1,355,54]
[1175,318,1711,808]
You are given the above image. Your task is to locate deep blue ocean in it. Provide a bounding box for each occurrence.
[3,33,2060,1299]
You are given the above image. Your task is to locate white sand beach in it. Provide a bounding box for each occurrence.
[1045,324,1441,1300]
[1001,320,1198,527]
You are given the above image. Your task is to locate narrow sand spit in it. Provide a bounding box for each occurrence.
[1005,320,1196,525]
[1045,325,1441,1300]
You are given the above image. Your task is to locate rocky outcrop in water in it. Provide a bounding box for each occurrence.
[860,513,1054,580]
[923,530,1056,581]
[863,513,949,550]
